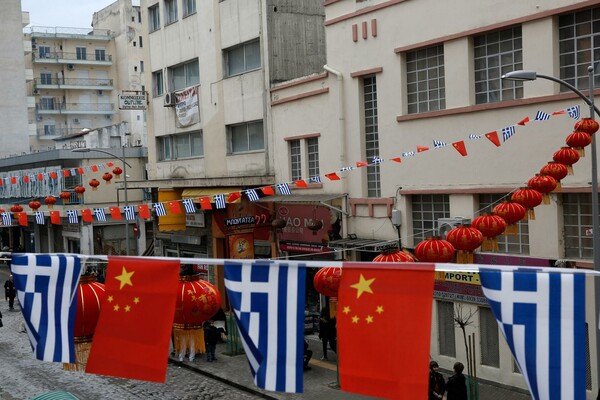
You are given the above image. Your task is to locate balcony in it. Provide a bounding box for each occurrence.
[34,77,113,92]
[29,26,112,40]
[33,51,113,66]
[36,102,116,116]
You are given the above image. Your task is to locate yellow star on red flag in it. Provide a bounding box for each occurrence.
[350,274,375,298]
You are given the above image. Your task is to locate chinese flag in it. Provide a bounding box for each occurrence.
[82,209,93,223]
[485,131,501,147]
[417,145,429,152]
[110,207,122,220]
[168,201,181,214]
[137,204,151,219]
[325,172,341,181]
[91,165,99,172]
[452,140,468,156]
[78,167,85,175]
[227,192,241,203]
[50,171,57,179]
[17,212,28,227]
[337,263,435,399]
[356,161,368,167]
[260,186,275,196]
[199,197,212,210]
[86,256,179,382]
[293,180,308,188]
[50,211,61,224]
[63,170,70,177]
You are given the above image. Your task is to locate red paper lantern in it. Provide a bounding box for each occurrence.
[574,117,599,135]
[59,191,71,201]
[527,174,557,204]
[10,204,23,213]
[372,247,415,262]
[173,275,222,361]
[445,225,483,264]
[566,131,592,157]
[313,267,342,297]
[0,208,5,213]
[471,215,506,252]
[88,179,100,191]
[102,172,113,184]
[414,237,455,263]
[553,147,580,175]
[492,201,526,235]
[74,185,86,198]
[112,167,123,180]
[540,162,568,191]
[44,196,57,209]
[511,187,543,220]
[28,200,41,211]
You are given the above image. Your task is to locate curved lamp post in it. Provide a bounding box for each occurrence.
[503,67,600,387]
[72,147,133,255]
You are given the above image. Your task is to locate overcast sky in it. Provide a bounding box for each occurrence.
[21,0,139,28]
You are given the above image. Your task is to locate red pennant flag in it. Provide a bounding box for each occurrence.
[50,211,60,225]
[199,197,212,210]
[293,180,308,188]
[23,176,29,183]
[137,204,151,219]
[325,172,341,181]
[86,256,180,382]
[452,141,468,156]
[107,162,114,167]
[82,209,93,223]
[356,161,368,167]
[261,186,275,196]
[168,201,182,214]
[50,172,58,179]
[227,192,241,203]
[110,207,123,220]
[390,157,401,163]
[37,173,43,181]
[417,146,429,152]
[484,131,501,147]
[517,117,530,126]
[552,110,566,115]
[337,263,434,399]
[11,177,17,185]
[91,165,99,172]
[17,212,28,227]
[63,170,70,177]
[78,167,85,175]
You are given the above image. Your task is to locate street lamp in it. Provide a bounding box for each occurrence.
[503,67,600,388]
[72,147,133,255]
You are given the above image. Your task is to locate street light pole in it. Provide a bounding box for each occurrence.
[503,67,600,390]
[72,147,133,255]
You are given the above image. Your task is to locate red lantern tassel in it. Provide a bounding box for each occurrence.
[329,297,338,319]
[567,165,574,175]
[528,208,536,220]
[456,250,474,264]
[542,193,551,205]
[173,326,205,361]
[505,224,518,235]
[555,181,562,192]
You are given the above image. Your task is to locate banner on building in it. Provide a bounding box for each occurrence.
[175,86,200,127]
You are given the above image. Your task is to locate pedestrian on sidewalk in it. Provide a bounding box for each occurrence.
[445,361,468,400]
[203,320,220,362]
[4,275,16,310]
[428,360,445,400]
[318,307,336,360]
[303,339,313,371]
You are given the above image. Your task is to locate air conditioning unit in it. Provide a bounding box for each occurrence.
[32,89,39,95]
[163,92,176,107]
[73,118,80,124]
[437,217,471,238]
[67,64,75,70]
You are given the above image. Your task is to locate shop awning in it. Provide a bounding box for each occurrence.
[256,193,345,204]
[182,187,243,202]
[328,238,398,252]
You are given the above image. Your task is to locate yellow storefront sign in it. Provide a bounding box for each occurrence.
[435,271,480,285]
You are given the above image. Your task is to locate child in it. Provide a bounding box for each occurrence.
[203,320,220,362]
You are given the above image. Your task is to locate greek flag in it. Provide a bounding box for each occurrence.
[214,194,226,209]
[276,183,291,195]
[224,260,306,393]
[34,211,44,225]
[372,156,383,164]
[69,168,77,176]
[66,210,78,224]
[153,202,166,216]
[181,199,196,214]
[534,111,551,121]
[433,140,448,149]
[245,189,260,202]
[567,105,581,120]
[123,205,136,220]
[469,134,482,139]
[402,151,416,157]
[11,254,82,363]
[309,176,321,184]
[2,212,12,226]
[502,125,516,142]
[93,208,106,222]
[479,267,586,400]
[340,166,354,172]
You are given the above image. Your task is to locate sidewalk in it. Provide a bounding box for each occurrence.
[168,335,532,400]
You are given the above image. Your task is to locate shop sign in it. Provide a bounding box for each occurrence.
[277,204,338,243]
[118,93,146,110]
[279,241,332,254]
[435,271,480,285]
[433,280,487,305]
[186,213,205,227]
[225,216,256,227]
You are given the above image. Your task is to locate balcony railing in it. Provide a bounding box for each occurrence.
[29,26,112,38]
[36,102,115,112]
[33,51,113,63]
[34,77,113,89]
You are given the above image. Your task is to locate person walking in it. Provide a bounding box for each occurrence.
[203,320,220,362]
[445,361,468,400]
[318,307,336,360]
[4,275,16,310]
[429,361,445,400]
[303,339,313,371]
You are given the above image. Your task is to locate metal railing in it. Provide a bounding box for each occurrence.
[33,51,113,63]
[34,77,113,87]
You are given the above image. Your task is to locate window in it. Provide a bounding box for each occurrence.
[363,76,380,197]
[76,47,87,60]
[170,59,199,91]
[40,73,52,85]
[149,4,160,32]
[224,40,261,77]
[406,45,445,113]
[479,194,529,254]
[228,121,264,153]
[43,124,56,136]
[164,0,178,25]
[157,131,203,161]
[437,301,456,357]
[307,138,319,178]
[140,61,144,72]
[474,27,523,104]
[39,46,51,59]
[563,193,596,259]
[183,0,196,17]
[95,49,106,61]
[39,97,55,110]
[412,194,450,242]
[153,70,164,96]
[287,137,320,182]
[290,140,301,181]
[559,8,600,91]
[479,307,500,367]
[139,36,143,48]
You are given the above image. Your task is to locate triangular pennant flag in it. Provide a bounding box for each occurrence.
[199,197,212,210]
[517,117,530,126]
[137,204,151,219]
[168,201,182,214]
[294,180,308,188]
[17,212,28,227]
[107,162,114,167]
[227,192,241,203]
[50,210,60,225]
[82,209,93,223]
[417,146,429,152]
[110,207,123,220]
[91,165,99,172]
[552,110,566,115]
[356,161,368,167]
[390,157,401,163]
[261,186,275,196]
[485,131,501,147]
[325,172,341,181]
[452,141,468,156]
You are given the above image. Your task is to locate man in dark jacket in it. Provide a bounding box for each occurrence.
[203,320,220,362]
[446,361,468,400]
[4,275,16,310]
[429,361,445,400]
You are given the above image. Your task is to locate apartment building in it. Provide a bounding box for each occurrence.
[269,0,600,396]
